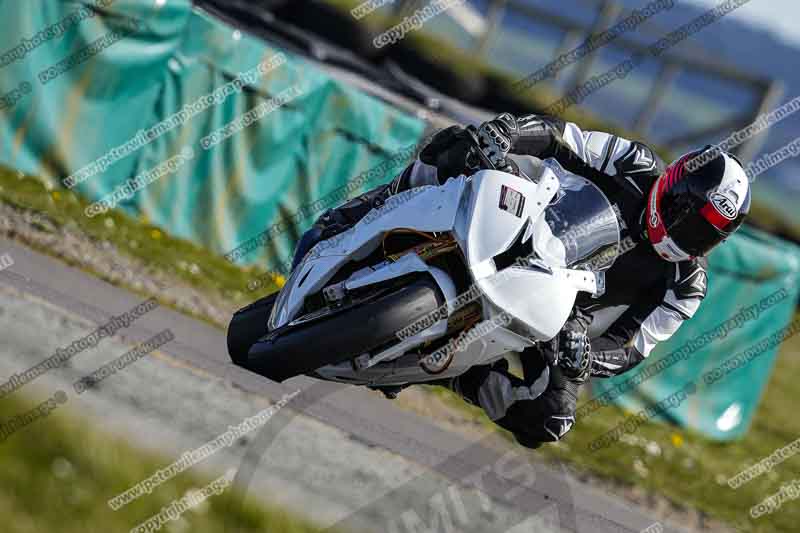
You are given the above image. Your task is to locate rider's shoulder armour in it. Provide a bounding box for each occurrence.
[671,258,709,301]
[613,141,664,180]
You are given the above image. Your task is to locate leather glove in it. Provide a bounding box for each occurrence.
[316,209,350,239]
[477,113,520,173]
[419,125,477,181]
[543,321,593,384]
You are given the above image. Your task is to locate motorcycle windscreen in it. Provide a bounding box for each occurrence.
[534,173,621,272]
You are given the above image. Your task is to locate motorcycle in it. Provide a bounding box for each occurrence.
[227,133,621,393]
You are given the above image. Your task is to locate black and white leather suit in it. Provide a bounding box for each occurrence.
[292,114,708,449]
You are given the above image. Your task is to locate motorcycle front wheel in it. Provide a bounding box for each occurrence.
[243,275,445,382]
[227,291,279,366]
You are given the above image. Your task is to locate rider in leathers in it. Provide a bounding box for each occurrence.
[292,113,752,449]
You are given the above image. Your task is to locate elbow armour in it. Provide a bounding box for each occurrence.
[590,347,645,378]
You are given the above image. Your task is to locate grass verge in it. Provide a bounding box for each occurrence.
[0,165,281,326]
[422,331,800,533]
[1,160,796,532]
[0,389,333,533]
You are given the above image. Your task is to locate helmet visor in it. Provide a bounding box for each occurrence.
[664,209,726,257]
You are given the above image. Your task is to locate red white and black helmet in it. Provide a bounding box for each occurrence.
[646,147,751,262]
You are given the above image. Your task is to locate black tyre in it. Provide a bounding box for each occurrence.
[227,292,278,365]
[245,276,445,382]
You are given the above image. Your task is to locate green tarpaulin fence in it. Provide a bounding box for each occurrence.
[1,1,798,441]
[0,0,427,271]
[591,226,800,440]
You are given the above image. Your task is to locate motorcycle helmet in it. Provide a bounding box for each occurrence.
[646,147,751,262]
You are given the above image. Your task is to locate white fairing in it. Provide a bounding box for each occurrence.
[268,160,613,386]
[453,168,592,340]
[269,180,467,330]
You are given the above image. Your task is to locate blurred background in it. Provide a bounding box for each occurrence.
[1,1,799,532]
[222,0,800,239]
